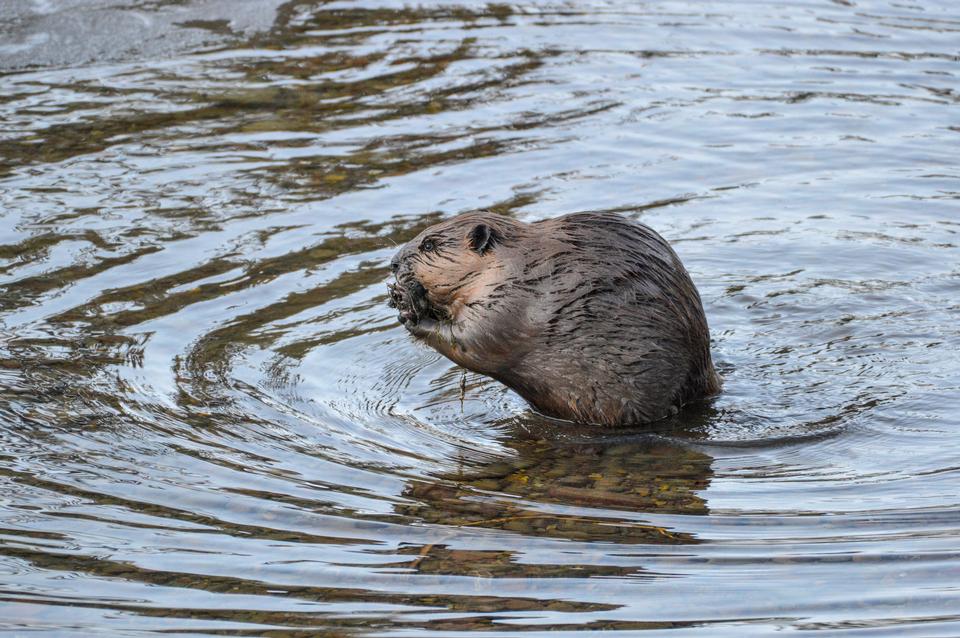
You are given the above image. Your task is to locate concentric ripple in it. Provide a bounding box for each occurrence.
[1,0,960,635]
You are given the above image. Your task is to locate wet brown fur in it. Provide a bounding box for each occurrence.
[389,211,721,426]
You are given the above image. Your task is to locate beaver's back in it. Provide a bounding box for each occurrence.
[494,212,719,425]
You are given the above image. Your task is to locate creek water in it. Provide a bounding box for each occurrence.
[1,0,959,635]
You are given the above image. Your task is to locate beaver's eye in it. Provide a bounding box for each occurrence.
[420,238,437,252]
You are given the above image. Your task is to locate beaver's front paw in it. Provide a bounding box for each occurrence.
[403,316,438,338]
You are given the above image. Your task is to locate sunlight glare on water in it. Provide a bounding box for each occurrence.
[1,0,959,635]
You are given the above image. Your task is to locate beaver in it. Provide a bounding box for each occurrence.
[388,211,720,426]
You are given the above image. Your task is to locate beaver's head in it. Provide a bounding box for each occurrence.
[388,212,519,331]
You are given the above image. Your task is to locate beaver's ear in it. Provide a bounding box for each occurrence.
[467,224,501,255]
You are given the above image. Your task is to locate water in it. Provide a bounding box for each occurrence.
[1,0,959,635]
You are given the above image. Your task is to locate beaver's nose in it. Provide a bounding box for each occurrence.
[389,253,400,274]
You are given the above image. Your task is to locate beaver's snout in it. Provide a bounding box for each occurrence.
[388,277,431,325]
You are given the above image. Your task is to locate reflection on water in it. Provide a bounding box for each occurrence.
[2,0,960,635]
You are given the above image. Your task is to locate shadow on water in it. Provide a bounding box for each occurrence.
[403,429,711,540]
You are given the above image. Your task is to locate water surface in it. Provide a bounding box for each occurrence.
[1,0,959,635]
